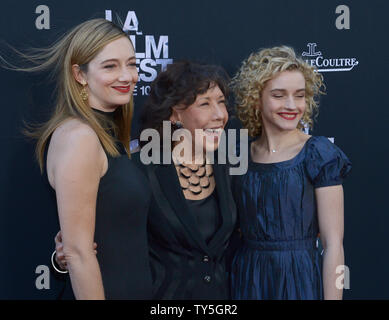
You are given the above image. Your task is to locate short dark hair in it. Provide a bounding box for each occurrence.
[139,60,230,143]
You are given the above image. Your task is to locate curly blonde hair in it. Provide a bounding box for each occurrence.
[231,46,325,137]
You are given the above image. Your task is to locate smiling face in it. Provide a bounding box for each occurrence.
[258,70,306,133]
[75,36,138,112]
[171,84,228,156]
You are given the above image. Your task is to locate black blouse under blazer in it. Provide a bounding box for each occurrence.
[132,152,237,300]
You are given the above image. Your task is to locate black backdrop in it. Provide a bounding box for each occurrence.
[0,0,388,299]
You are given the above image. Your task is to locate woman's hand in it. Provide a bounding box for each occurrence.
[54,230,98,271]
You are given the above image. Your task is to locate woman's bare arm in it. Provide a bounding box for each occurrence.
[316,185,345,300]
[48,119,107,299]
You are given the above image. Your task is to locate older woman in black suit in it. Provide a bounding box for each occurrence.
[135,61,237,299]
[53,61,237,300]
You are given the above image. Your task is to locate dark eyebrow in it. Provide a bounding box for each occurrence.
[100,56,136,64]
[199,95,225,101]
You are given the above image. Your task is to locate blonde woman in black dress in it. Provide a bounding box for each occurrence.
[13,19,152,299]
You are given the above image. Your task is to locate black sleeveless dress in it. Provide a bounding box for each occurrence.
[45,109,153,299]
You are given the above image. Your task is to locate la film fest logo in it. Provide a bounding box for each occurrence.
[302,43,359,72]
[105,10,173,96]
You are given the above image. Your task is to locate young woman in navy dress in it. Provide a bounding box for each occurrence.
[230,46,351,300]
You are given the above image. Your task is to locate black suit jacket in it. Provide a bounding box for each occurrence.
[132,152,237,299]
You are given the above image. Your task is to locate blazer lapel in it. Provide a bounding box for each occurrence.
[207,163,237,253]
[150,163,212,255]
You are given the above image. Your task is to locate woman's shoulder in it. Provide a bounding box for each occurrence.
[51,118,101,150]
[53,117,97,138]
[305,135,352,187]
[46,118,108,186]
[307,135,333,146]
[305,135,346,159]
[48,118,105,168]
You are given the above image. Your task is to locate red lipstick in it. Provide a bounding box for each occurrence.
[112,86,131,93]
[278,112,298,120]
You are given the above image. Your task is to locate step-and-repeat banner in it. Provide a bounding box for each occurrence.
[0,0,387,299]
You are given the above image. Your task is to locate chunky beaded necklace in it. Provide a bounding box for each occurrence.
[176,160,214,195]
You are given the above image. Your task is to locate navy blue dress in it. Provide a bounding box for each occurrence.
[231,136,352,300]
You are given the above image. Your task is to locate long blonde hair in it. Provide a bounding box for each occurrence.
[6,18,133,172]
[231,46,325,137]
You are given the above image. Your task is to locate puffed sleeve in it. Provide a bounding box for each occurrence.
[305,136,352,188]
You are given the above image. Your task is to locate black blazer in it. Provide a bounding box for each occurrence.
[132,152,237,300]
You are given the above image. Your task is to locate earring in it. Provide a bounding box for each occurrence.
[173,121,183,129]
[80,85,88,101]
